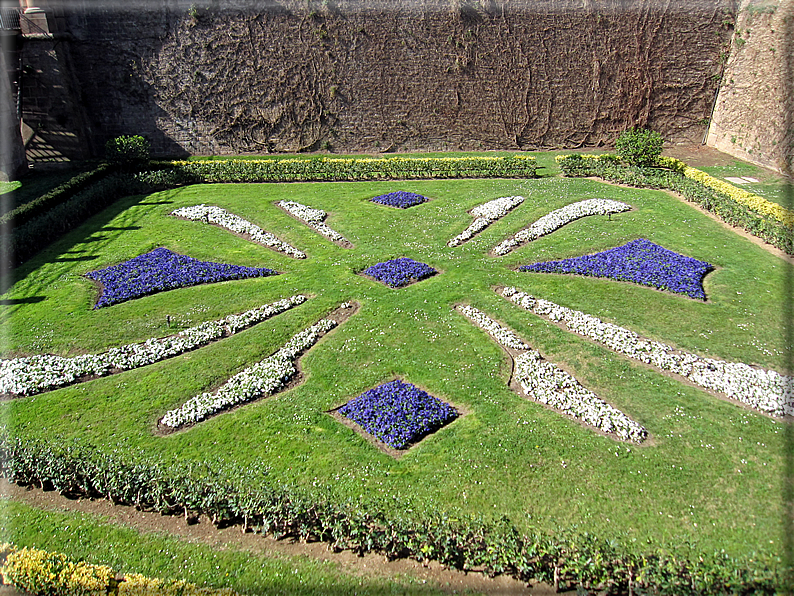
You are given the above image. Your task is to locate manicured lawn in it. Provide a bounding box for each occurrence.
[0,158,788,571]
[0,500,457,595]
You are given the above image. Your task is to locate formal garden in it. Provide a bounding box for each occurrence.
[0,131,791,594]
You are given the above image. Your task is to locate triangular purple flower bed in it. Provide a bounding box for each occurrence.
[519,238,713,299]
[85,247,278,308]
[339,379,458,450]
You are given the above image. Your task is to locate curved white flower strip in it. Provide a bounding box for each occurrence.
[456,304,647,443]
[501,287,793,417]
[456,304,529,350]
[160,317,337,428]
[0,296,307,397]
[172,204,306,258]
[514,351,648,443]
[492,199,632,255]
[448,196,525,247]
[277,200,350,245]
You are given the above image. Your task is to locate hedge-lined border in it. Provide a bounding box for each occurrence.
[4,155,537,268]
[0,543,238,596]
[0,163,112,228]
[0,434,784,595]
[555,154,793,255]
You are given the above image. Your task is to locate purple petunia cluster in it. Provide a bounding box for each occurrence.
[85,247,278,308]
[339,379,458,449]
[370,191,428,209]
[519,238,713,299]
[363,257,437,288]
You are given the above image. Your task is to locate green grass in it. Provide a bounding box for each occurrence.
[1,168,789,565]
[697,159,793,209]
[0,500,464,595]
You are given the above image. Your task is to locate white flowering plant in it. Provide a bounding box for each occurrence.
[448,196,525,247]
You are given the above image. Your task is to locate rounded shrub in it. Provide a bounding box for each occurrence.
[615,128,664,167]
[104,135,150,168]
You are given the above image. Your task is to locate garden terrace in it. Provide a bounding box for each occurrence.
[0,151,789,594]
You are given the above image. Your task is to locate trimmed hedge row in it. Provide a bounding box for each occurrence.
[0,434,785,595]
[159,155,538,182]
[0,163,112,229]
[5,155,537,267]
[0,544,237,596]
[555,154,793,255]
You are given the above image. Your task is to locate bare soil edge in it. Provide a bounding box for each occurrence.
[326,377,469,460]
[171,213,308,259]
[276,203,354,249]
[154,301,359,436]
[492,286,784,420]
[0,295,314,402]
[0,479,558,596]
[453,303,649,445]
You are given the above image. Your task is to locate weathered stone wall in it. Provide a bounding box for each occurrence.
[25,0,735,157]
[706,0,793,176]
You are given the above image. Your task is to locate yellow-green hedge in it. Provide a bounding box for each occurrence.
[656,156,794,227]
[0,544,237,596]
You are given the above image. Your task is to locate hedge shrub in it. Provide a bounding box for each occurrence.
[556,154,794,255]
[0,544,237,596]
[0,434,785,595]
[105,135,150,169]
[615,128,664,167]
[0,163,112,229]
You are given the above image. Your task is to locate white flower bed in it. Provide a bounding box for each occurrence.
[455,305,529,350]
[502,286,794,417]
[160,317,337,428]
[448,196,525,247]
[172,204,306,258]
[278,200,350,244]
[514,351,648,443]
[492,199,632,255]
[456,303,647,442]
[0,296,307,397]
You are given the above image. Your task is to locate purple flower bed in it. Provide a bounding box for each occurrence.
[85,247,278,308]
[363,257,437,288]
[519,238,713,299]
[339,379,458,449]
[370,191,429,209]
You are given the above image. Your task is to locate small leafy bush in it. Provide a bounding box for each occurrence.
[105,135,150,168]
[615,128,664,167]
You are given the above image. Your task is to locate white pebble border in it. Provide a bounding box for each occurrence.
[277,200,350,245]
[448,196,525,247]
[171,204,306,258]
[0,296,307,397]
[492,199,632,255]
[160,316,337,428]
[501,286,793,417]
[455,304,648,443]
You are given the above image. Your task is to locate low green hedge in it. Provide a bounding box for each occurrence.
[0,163,112,229]
[5,155,537,267]
[0,434,784,595]
[156,154,538,183]
[555,154,793,255]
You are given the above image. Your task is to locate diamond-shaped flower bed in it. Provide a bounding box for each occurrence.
[85,247,278,308]
[370,191,428,209]
[363,257,437,288]
[519,238,713,300]
[339,379,458,450]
